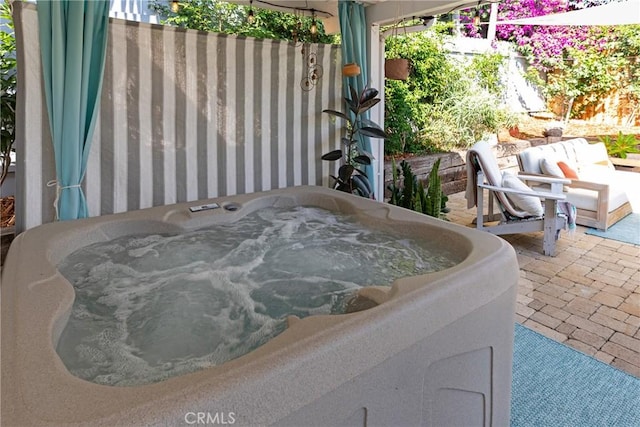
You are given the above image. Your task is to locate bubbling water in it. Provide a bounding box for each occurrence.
[56,206,459,386]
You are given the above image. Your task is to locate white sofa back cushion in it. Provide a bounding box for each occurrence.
[519,138,614,176]
[519,138,588,174]
[575,142,613,169]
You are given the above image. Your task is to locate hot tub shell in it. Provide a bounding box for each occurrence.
[1,186,519,426]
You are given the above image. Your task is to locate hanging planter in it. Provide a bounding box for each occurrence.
[384,17,410,81]
[385,58,410,80]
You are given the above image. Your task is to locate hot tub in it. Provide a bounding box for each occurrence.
[1,186,519,426]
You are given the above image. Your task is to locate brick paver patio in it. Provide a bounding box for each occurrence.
[447,191,640,378]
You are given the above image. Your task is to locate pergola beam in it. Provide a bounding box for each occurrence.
[365,0,489,26]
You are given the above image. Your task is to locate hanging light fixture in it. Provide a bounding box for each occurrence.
[310,9,317,35]
[171,0,179,13]
[473,1,482,26]
[247,0,255,24]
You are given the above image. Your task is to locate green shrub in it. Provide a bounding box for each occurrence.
[384,28,466,155]
[469,52,507,97]
[598,132,640,159]
[384,81,424,154]
[384,27,517,155]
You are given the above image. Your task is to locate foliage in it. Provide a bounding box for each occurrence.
[384,28,461,154]
[611,24,640,120]
[546,42,626,118]
[598,132,640,159]
[422,92,517,151]
[469,52,506,97]
[321,86,388,198]
[148,0,336,43]
[387,158,448,219]
[424,158,449,218]
[384,28,516,154]
[384,82,422,154]
[494,0,591,72]
[387,159,416,209]
[456,4,492,39]
[488,0,640,120]
[0,0,16,187]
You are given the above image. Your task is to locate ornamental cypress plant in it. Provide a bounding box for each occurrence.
[387,158,448,219]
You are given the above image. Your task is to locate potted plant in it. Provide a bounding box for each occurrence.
[321,86,388,198]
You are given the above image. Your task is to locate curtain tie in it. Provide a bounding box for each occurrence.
[47,180,82,220]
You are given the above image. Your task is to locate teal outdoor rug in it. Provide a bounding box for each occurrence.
[585,213,640,246]
[511,324,640,426]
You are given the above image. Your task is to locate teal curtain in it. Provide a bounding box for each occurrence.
[338,0,375,196]
[38,0,109,220]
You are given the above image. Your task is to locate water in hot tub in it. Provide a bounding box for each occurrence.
[57,206,459,386]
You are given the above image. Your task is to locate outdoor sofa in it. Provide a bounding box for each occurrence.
[517,138,637,231]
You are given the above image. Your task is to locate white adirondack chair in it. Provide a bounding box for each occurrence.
[466,140,571,256]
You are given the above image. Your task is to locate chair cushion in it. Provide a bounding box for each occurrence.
[540,158,564,177]
[502,173,544,217]
[557,161,579,179]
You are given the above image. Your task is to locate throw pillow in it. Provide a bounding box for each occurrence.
[539,158,564,177]
[501,173,544,217]
[557,161,579,179]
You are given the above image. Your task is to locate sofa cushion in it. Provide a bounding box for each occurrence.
[578,164,615,178]
[576,142,613,169]
[612,169,640,212]
[518,138,588,174]
[531,164,632,213]
[540,158,564,177]
[519,139,637,230]
[557,161,579,179]
[577,165,633,186]
[565,186,629,212]
[502,173,544,217]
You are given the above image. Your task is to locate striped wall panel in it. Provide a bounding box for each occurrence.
[14,2,342,232]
